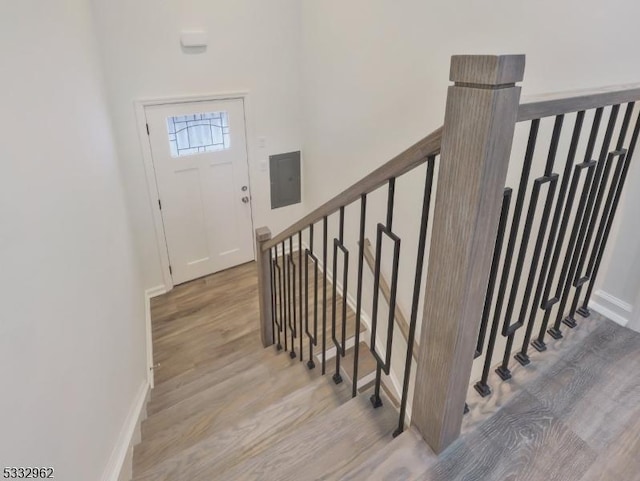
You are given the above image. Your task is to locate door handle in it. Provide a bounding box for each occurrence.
[241,196,250,204]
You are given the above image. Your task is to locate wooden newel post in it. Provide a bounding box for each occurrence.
[412,55,525,453]
[255,227,274,348]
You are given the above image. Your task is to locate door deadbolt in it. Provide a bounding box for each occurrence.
[241,185,248,191]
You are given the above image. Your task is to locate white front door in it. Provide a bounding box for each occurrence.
[145,99,254,284]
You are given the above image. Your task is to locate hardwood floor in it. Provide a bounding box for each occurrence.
[339,313,640,481]
[134,261,394,480]
[133,261,640,481]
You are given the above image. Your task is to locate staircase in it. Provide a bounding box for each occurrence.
[133,262,640,481]
[133,262,398,481]
[133,54,640,480]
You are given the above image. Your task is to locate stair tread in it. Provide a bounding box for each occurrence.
[335,342,402,406]
[281,285,367,359]
[150,261,256,330]
[133,375,351,480]
[312,301,365,357]
[217,391,398,481]
[340,427,437,481]
[341,341,377,383]
[134,352,317,474]
[148,338,273,415]
[152,306,262,385]
[273,253,366,360]
[143,348,297,436]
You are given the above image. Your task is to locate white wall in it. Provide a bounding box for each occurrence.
[0,1,147,480]
[91,0,305,290]
[300,0,640,207]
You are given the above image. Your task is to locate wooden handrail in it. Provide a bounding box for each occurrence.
[518,83,640,121]
[263,126,443,250]
[362,239,418,362]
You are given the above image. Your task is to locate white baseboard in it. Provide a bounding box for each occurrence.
[358,370,377,390]
[101,380,150,481]
[589,289,632,327]
[144,285,166,388]
[146,285,167,299]
[101,286,161,481]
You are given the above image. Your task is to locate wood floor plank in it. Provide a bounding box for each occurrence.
[147,334,265,415]
[523,320,640,451]
[148,266,261,385]
[340,428,437,481]
[135,358,320,474]
[579,404,640,481]
[341,341,377,383]
[463,310,604,435]
[421,390,595,481]
[142,352,297,439]
[152,301,257,362]
[217,393,397,481]
[151,262,256,329]
[152,327,258,386]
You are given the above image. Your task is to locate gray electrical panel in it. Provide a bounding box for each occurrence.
[269,151,301,209]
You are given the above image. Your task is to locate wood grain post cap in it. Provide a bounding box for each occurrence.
[450,55,525,87]
[256,226,272,242]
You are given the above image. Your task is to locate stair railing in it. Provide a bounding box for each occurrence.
[472,82,640,400]
[256,128,443,420]
[256,54,640,455]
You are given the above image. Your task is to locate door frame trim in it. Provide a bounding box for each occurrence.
[135,92,254,291]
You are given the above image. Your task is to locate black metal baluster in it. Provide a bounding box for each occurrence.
[322,216,328,375]
[310,223,314,251]
[274,248,284,351]
[370,178,400,409]
[492,119,540,380]
[566,103,634,324]
[543,161,598,340]
[298,230,303,361]
[580,108,640,311]
[332,207,349,384]
[567,149,626,321]
[534,108,603,349]
[339,242,349,376]
[289,236,297,356]
[269,246,282,350]
[288,236,297,359]
[550,105,620,338]
[269,247,276,345]
[475,191,507,358]
[352,194,367,398]
[305,224,318,369]
[394,156,435,437]
[499,115,564,371]
[474,188,512,396]
[281,240,288,352]
[517,111,585,363]
[331,214,339,382]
